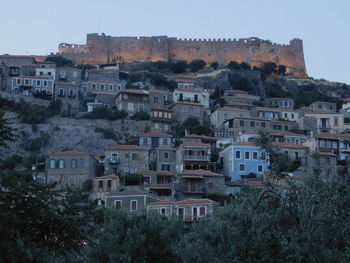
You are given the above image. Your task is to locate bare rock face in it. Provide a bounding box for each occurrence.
[2,115,149,159]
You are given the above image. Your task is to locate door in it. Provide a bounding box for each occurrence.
[151,137,159,148]
[193,207,198,221]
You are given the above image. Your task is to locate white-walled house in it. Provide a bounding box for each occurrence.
[173,89,210,109]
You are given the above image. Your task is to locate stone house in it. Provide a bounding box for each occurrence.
[153,146,177,172]
[55,67,81,85]
[55,82,81,111]
[303,111,344,134]
[102,190,160,212]
[173,89,210,109]
[255,107,282,120]
[150,107,174,133]
[169,101,205,124]
[271,131,308,145]
[141,170,176,197]
[46,150,98,189]
[273,142,308,164]
[280,108,300,122]
[225,102,256,111]
[223,117,270,138]
[265,98,294,108]
[138,131,173,149]
[147,198,219,222]
[104,145,149,175]
[148,89,172,108]
[310,101,337,112]
[218,142,269,181]
[91,174,120,199]
[175,170,225,199]
[210,107,251,129]
[175,141,214,172]
[11,76,55,99]
[270,120,298,132]
[115,89,150,116]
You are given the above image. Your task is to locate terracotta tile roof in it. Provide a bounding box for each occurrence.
[139,131,171,137]
[225,116,266,121]
[319,152,337,156]
[278,107,298,112]
[55,81,79,87]
[148,89,169,94]
[140,169,175,176]
[179,170,223,177]
[272,142,308,149]
[118,89,149,95]
[271,131,306,137]
[312,101,336,105]
[151,107,174,112]
[171,101,204,107]
[94,174,119,180]
[105,145,148,151]
[224,89,248,94]
[175,198,218,205]
[185,134,216,141]
[157,146,176,151]
[314,133,340,139]
[149,200,174,206]
[182,141,210,147]
[247,180,263,187]
[217,107,250,112]
[50,150,88,155]
[175,88,205,93]
[305,110,340,115]
[233,141,257,147]
[16,75,53,80]
[225,102,254,106]
[256,107,282,111]
[145,183,173,189]
[267,97,294,100]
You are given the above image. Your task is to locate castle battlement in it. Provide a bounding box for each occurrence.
[58,33,307,77]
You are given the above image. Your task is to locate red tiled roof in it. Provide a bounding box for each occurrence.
[179,170,223,177]
[185,134,216,141]
[305,110,340,115]
[149,200,174,206]
[55,81,79,87]
[271,131,306,137]
[314,133,340,139]
[139,131,171,137]
[311,101,336,105]
[50,150,88,155]
[272,142,307,149]
[105,145,148,150]
[225,102,254,106]
[151,107,174,112]
[319,152,337,156]
[140,169,175,176]
[175,88,205,93]
[148,89,169,94]
[145,183,173,189]
[217,107,250,112]
[171,101,204,107]
[247,180,263,187]
[224,89,248,94]
[233,141,257,147]
[175,198,218,205]
[94,174,119,180]
[118,89,149,95]
[256,107,283,111]
[157,146,176,151]
[267,97,294,100]
[182,141,210,147]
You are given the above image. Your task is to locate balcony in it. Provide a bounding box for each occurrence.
[183,155,210,161]
[109,158,119,165]
[182,183,204,194]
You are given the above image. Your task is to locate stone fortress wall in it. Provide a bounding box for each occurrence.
[59,33,307,77]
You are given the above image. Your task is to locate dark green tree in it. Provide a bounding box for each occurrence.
[45,55,74,67]
[170,60,188,73]
[210,61,219,70]
[277,64,287,75]
[189,60,206,72]
[227,61,241,70]
[0,110,17,149]
[240,62,251,70]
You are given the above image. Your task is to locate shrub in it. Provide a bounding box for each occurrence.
[95,128,117,141]
[210,61,219,70]
[240,62,251,70]
[131,111,150,121]
[82,107,127,120]
[227,61,241,70]
[189,59,206,72]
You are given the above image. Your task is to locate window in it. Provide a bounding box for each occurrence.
[179,93,183,100]
[59,71,66,79]
[154,97,158,103]
[132,153,139,160]
[291,113,294,119]
[194,94,198,102]
[240,120,244,127]
[130,200,137,211]
[160,208,166,215]
[71,159,77,168]
[25,79,29,85]
[178,207,184,220]
[250,121,255,127]
[164,152,169,159]
[334,117,338,126]
[208,182,214,189]
[253,152,258,160]
[163,138,168,145]
[199,207,206,216]
[79,159,85,168]
[258,165,263,173]
[235,151,241,159]
[58,160,65,169]
[36,80,41,86]
[284,113,287,118]
[239,164,245,172]
[98,181,103,189]
[115,200,122,209]
[59,89,64,96]
[69,90,74,97]
[100,84,105,90]
[261,122,266,127]
[43,81,48,87]
[92,84,96,90]
[109,85,113,91]
[16,79,21,85]
[261,152,266,160]
[48,72,52,76]
[161,164,170,171]
[245,152,250,160]
[224,113,228,120]
[142,138,147,145]
[49,159,56,168]
[73,71,78,78]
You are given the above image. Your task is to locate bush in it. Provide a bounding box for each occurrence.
[82,107,127,120]
[25,132,50,152]
[122,173,143,186]
[131,111,150,121]
[210,62,219,70]
[95,128,117,141]
[170,60,188,73]
[228,73,253,91]
[45,55,74,67]
[189,59,206,72]
[240,62,251,70]
[0,155,23,170]
[227,61,241,70]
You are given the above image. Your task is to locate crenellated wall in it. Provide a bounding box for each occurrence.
[59,33,307,76]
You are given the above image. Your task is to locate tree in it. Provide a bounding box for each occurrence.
[262,62,277,75]
[210,61,219,70]
[131,111,150,121]
[240,62,251,70]
[0,110,16,149]
[170,60,188,73]
[228,73,252,91]
[45,55,74,67]
[189,60,206,72]
[277,64,287,75]
[227,61,241,70]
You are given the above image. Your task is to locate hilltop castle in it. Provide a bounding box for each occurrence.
[59,33,307,77]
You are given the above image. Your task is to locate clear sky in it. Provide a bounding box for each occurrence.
[1,0,349,83]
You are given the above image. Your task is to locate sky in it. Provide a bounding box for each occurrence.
[1,0,349,83]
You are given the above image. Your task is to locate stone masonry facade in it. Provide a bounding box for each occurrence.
[59,33,307,77]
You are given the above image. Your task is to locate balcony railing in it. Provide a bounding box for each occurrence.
[183,155,209,161]
[109,159,119,165]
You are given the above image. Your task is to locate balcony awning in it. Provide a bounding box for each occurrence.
[182,176,204,179]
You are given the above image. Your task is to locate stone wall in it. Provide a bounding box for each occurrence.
[59,33,307,77]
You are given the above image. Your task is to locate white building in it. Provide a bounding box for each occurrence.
[173,89,210,109]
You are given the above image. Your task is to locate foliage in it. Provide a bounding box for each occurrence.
[189,59,206,72]
[262,62,277,75]
[122,173,143,186]
[144,73,177,91]
[228,73,253,91]
[24,131,50,153]
[84,210,182,263]
[240,62,251,70]
[169,60,188,73]
[174,117,212,137]
[277,65,287,75]
[95,128,117,141]
[227,60,241,70]
[0,154,23,170]
[210,61,219,70]
[45,55,74,67]
[0,110,17,149]
[82,107,127,121]
[265,83,292,98]
[131,111,150,121]
[0,171,99,262]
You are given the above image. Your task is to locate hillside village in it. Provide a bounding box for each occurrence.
[1,54,350,222]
